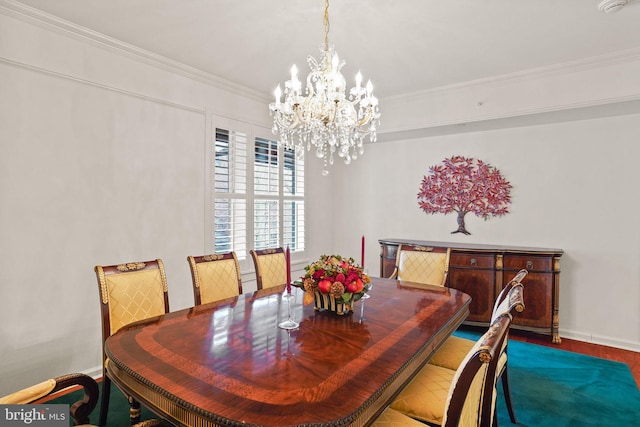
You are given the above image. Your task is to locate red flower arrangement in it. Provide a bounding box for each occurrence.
[294,254,371,306]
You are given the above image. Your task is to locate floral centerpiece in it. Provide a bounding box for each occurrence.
[293,254,371,315]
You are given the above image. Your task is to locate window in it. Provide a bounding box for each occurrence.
[211,117,304,264]
[214,127,247,259]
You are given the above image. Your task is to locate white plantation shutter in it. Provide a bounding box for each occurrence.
[214,127,247,259]
[254,137,279,195]
[283,200,304,251]
[211,117,305,263]
[253,136,280,250]
[214,198,246,257]
[283,147,304,251]
[253,199,279,249]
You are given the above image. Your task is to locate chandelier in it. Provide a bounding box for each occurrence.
[269,0,380,175]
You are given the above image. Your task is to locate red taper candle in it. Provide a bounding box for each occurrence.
[361,235,365,268]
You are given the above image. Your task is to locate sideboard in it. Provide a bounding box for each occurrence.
[379,238,564,343]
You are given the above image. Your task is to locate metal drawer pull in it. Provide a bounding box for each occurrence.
[526,260,534,270]
[470,258,477,267]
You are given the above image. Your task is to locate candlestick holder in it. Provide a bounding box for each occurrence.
[278,289,299,330]
[361,268,371,299]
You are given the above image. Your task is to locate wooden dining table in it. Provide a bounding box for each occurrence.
[104,277,471,427]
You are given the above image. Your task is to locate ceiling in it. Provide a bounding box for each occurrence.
[8,0,640,101]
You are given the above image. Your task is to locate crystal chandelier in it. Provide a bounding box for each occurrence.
[269,0,380,176]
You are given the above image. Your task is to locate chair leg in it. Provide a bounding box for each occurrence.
[501,366,517,423]
[99,376,111,427]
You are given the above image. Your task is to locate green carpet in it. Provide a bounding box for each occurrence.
[454,329,640,426]
[51,334,640,426]
[48,382,156,427]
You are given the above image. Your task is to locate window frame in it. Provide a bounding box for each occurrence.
[208,115,305,274]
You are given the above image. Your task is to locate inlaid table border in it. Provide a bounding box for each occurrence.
[105,279,471,427]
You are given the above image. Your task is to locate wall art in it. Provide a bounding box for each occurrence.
[417,155,512,235]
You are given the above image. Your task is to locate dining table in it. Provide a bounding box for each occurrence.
[104,277,471,427]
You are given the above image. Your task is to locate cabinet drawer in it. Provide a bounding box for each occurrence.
[503,254,552,272]
[450,253,495,269]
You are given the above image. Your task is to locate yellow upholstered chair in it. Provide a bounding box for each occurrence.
[94,259,170,426]
[0,373,165,427]
[389,244,451,287]
[428,269,527,424]
[0,373,98,426]
[188,252,243,305]
[370,408,426,427]
[387,314,513,427]
[250,247,288,290]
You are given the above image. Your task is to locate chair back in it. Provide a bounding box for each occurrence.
[491,269,527,322]
[188,252,243,305]
[250,247,287,290]
[393,244,451,286]
[442,315,512,427]
[95,259,170,362]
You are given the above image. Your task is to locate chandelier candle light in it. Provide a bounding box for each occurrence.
[269,0,380,175]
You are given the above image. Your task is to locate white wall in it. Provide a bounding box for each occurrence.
[329,115,640,351]
[1,4,639,398]
[0,9,275,395]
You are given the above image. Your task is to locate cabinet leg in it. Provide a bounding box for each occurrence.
[552,313,561,344]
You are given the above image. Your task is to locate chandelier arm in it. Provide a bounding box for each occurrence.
[297,95,314,125]
[274,110,299,132]
[356,107,373,128]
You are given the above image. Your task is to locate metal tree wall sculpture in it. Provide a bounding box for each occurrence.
[417,156,512,235]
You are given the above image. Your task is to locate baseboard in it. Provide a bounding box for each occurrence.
[82,365,103,381]
[559,328,640,353]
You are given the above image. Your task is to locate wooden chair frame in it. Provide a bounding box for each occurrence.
[429,269,527,424]
[388,310,515,427]
[389,244,451,287]
[95,259,170,426]
[188,252,243,305]
[249,247,287,290]
[0,373,98,426]
[0,372,168,427]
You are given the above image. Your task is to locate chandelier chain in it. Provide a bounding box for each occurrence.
[324,0,330,50]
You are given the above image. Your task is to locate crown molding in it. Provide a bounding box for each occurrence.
[0,56,208,116]
[0,0,271,103]
[376,94,640,142]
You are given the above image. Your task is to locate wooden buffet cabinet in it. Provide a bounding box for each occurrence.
[379,238,564,343]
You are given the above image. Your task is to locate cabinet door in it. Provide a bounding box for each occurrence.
[503,255,553,329]
[448,253,496,323]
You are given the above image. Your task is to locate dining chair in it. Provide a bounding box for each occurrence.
[369,408,426,427]
[0,373,166,427]
[388,244,451,287]
[187,252,243,305]
[428,269,527,424]
[94,259,170,427]
[249,247,287,290]
[385,313,514,427]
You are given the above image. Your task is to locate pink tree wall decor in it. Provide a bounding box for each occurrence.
[417,156,512,235]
